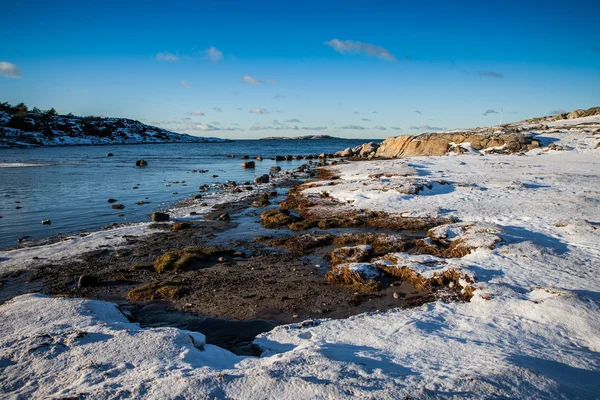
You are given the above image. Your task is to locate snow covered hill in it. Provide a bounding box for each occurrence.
[0,104,229,147]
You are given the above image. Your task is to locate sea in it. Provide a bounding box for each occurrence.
[0,139,369,249]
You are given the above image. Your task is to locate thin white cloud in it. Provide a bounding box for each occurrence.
[482,109,498,116]
[479,71,504,79]
[249,124,298,131]
[340,125,366,130]
[156,52,179,62]
[373,125,387,130]
[324,39,396,62]
[266,79,277,84]
[187,111,205,116]
[415,110,422,115]
[180,80,191,88]
[302,126,328,131]
[361,118,371,122]
[274,93,286,99]
[241,75,262,85]
[284,118,301,123]
[409,125,446,131]
[390,126,402,130]
[203,46,223,62]
[0,61,21,78]
[212,107,223,112]
[249,108,269,115]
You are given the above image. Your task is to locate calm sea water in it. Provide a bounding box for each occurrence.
[0,139,368,249]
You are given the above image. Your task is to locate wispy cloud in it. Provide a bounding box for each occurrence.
[203,46,223,62]
[373,125,387,130]
[285,118,301,123]
[156,52,179,62]
[0,61,21,78]
[415,110,422,115]
[550,109,566,115]
[249,124,298,131]
[180,80,191,88]
[302,126,328,131]
[187,111,205,116]
[340,125,366,130]
[409,125,446,131]
[482,109,498,116]
[324,39,397,62]
[479,71,504,79]
[274,93,286,99]
[212,107,222,112]
[241,75,262,85]
[361,118,371,122]
[249,108,269,115]
[266,79,277,84]
[390,126,402,130]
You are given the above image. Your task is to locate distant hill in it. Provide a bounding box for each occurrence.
[259,135,342,140]
[0,102,229,147]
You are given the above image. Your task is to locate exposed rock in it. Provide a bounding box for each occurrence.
[242,161,255,168]
[106,153,114,157]
[330,245,373,264]
[359,142,379,157]
[151,212,170,222]
[172,222,191,231]
[254,174,270,184]
[275,156,286,161]
[136,159,148,167]
[260,209,296,228]
[78,274,98,288]
[375,133,540,158]
[111,204,125,210]
[40,219,51,225]
[255,156,263,161]
[240,155,249,159]
[107,198,117,203]
[270,166,282,174]
[217,213,230,221]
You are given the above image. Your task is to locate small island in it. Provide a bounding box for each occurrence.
[0,102,229,147]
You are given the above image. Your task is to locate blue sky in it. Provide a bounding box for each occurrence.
[1,0,599,139]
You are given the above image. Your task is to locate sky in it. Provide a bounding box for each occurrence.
[1,0,599,139]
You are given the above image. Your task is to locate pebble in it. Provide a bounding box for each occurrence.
[393,292,399,299]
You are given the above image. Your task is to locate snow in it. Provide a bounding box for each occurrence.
[1,124,600,398]
[0,224,153,275]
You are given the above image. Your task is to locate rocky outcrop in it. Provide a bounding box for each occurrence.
[375,133,540,158]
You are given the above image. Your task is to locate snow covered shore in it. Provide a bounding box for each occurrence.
[1,118,600,398]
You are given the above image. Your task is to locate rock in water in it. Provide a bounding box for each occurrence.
[217,213,230,221]
[111,204,125,210]
[151,212,170,222]
[242,161,255,168]
[106,153,114,157]
[270,166,282,174]
[40,219,51,225]
[78,275,98,288]
[254,174,270,184]
[107,198,117,203]
[136,159,148,167]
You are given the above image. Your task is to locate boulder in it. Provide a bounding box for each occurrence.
[270,166,282,174]
[151,212,170,222]
[254,174,270,184]
[242,161,255,168]
[240,155,250,159]
[255,156,264,161]
[78,274,98,288]
[217,213,231,221]
[106,153,114,157]
[107,198,117,203]
[275,156,286,161]
[359,142,379,157]
[111,204,125,210]
[136,159,148,167]
[40,219,51,225]
[375,133,540,158]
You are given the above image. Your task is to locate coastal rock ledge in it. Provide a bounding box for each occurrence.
[375,132,540,158]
